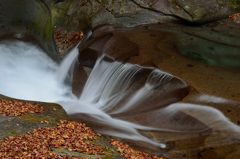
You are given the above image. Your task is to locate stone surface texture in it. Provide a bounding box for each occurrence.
[1,0,240,158]
[0,94,123,159]
[47,0,240,34]
[74,19,240,158]
[133,0,240,23]
[0,94,71,140]
[0,0,59,62]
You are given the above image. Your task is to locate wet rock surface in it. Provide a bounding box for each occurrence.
[1,0,240,158]
[44,0,240,60]
[77,18,240,101]
[1,0,240,60]
[75,18,240,158]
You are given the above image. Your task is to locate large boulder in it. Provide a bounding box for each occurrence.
[44,0,240,57]
[0,0,60,62]
[0,94,124,159]
[78,17,240,69]
[46,0,240,35]
[0,94,71,140]
[47,0,179,33]
[133,0,240,23]
[75,23,240,158]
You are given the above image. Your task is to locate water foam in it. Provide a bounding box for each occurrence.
[0,40,72,102]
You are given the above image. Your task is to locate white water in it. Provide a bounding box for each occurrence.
[0,40,73,102]
[1,40,240,151]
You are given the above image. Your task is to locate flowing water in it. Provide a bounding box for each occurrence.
[1,40,240,157]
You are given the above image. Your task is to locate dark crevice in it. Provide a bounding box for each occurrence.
[105,7,135,19]
[53,0,65,4]
[174,1,194,20]
[105,8,117,18]
[129,0,186,22]
[130,0,228,25]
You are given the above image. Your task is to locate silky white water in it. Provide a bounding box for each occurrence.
[0,40,240,152]
[0,40,73,102]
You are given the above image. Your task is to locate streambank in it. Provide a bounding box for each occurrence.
[1,0,240,158]
[0,94,161,159]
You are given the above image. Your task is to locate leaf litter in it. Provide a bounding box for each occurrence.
[0,99,164,159]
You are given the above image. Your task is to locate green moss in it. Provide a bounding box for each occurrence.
[78,15,93,32]
[227,0,240,5]
[102,146,120,156]
[110,8,115,14]
[102,155,116,159]
[92,136,122,158]
[42,17,53,40]
[20,114,58,125]
[51,148,105,158]
[216,0,240,9]
[51,2,73,28]
[7,130,22,136]
[171,0,176,4]
[193,11,205,20]
[148,3,154,9]
[51,136,120,158]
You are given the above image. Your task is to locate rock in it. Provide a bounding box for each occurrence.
[0,0,60,62]
[75,22,240,158]
[40,0,240,57]
[235,16,240,23]
[46,0,240,37]
[2,0,239,59]
[0,94,71,140]
[0,94,125,159]
[78,17,240,68]
[43,0,240,57]
[173,18,240,68]
[1,1,240,158]
[47,0,179,32]
[133,0,240,23]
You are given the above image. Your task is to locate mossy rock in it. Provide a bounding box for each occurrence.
[133,0,240,23]
[0,94,124,158]
[0,0,59,62]
[0,94,71,140]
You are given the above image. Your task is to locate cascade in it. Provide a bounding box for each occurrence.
[0,40,72,102]
[0,39,240,154]
[57,30,93,87]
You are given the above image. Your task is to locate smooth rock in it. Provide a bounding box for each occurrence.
[0,94,71,140]
[0,0,59,62]
[75,22,240,158]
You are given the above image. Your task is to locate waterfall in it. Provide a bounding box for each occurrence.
[1,39,240,153]
[110,69,174,114]
[79,55,143,110]
[0,40,72,102]
[57,30,93,86]
[56,46,78,86]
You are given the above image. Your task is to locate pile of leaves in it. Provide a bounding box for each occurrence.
[0,99,165,159]
[54,29,84,51]
[229,12,240,20]
[0,99,43,117]
[110,139,163,159]
[0,120,104,158]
